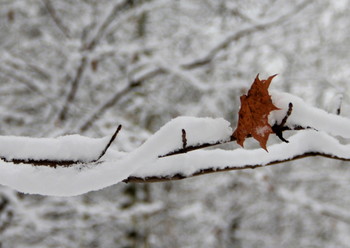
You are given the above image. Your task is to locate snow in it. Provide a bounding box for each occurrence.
[0,93,350,196]
[270,91,350,138]
[0,135,109,162]
[0,117,232,196]
[134,130,350,178]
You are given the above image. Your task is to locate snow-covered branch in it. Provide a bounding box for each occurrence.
[0,91,350,196]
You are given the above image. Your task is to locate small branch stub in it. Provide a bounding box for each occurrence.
[182,129,187,150]
[95,124,122,162]
[272,102,293,143]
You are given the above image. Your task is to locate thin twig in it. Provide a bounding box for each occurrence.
[159,136,235,158]
[272,102,293,143]
[280,102,293,127]
[182,129,187,149]
[94,125,122,162]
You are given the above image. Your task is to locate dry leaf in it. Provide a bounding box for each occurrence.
[233,74,279,151]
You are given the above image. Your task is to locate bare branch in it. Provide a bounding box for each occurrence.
[94,125,122,162]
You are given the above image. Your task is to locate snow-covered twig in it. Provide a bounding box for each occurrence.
[0,91,350,196]
[0,125,122,167]
[126,150,350,183]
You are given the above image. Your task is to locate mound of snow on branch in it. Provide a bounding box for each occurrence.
[0,93,350,196]
[0,117,231,196]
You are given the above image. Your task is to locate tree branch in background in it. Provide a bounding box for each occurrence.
[0,66,44,95]
[182,0,311,69]
[57,56,87,123]
[84,0,134,51]
[42,0,71,38]
[56,1,310,131]
[56,0,136,124]
[77,67,164,133]
[0,65,59,111]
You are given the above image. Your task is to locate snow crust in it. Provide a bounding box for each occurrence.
[0,94,350,196]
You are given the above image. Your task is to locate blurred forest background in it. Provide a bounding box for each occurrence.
[1,0,350,247]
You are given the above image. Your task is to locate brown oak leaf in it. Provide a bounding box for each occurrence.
[233,74,279,151]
